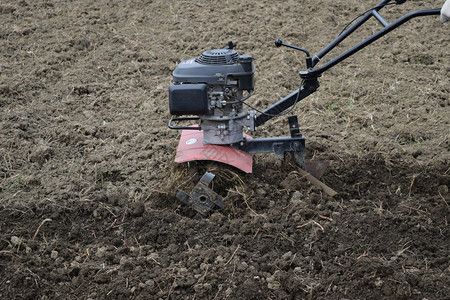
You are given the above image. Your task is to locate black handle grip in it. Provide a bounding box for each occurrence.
[275,38,283,47]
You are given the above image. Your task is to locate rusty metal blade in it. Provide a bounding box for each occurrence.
[305,160,330,179]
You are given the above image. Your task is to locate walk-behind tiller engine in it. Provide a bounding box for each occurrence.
[168,0,445,218]
[169,44,256,145]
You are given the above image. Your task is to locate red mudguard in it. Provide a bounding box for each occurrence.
[174,129,253,173]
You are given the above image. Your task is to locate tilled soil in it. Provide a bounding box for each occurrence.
[0,0,449,299]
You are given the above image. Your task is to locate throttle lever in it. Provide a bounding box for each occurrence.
[275,39,312,69]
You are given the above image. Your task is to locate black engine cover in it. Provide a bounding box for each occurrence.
[171,49,254,90]
[169,84,208,115]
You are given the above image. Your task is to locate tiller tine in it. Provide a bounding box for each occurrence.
[176,172,223,219]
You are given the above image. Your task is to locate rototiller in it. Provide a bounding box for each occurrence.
[167,0,447,218]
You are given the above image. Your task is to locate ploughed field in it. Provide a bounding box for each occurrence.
[0,0,448,299]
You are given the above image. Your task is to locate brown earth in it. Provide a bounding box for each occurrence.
[0,0,449,299]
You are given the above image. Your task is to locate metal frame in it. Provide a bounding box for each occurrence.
[234,115,305,155]
[255,1,440,126]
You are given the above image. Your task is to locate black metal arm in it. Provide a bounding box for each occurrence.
[311,0,394,68]
[255,1,440,127]
[255,77,319,127]
[303,7,440,79]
